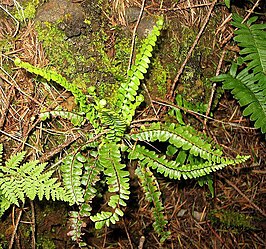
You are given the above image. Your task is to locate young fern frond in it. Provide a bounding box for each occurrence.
[14,59,100,130]
[99,109,127,141]
[212,15,266,133]
[136,161,170,242]
[0,144,70,210]
[14,58,89,112]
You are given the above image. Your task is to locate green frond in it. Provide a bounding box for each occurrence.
[213,64,266,133]
[65,151,102,244]
[129,144,249,180]
[131,123,223,161]
[90,142,130,228]
[0,146,70,207]
[231,14,266,74]
[68,211,88,248]
[40,109,86,127]
[99,109,127,141]
[61,153,87,205]
[0,191,11,217]
[5,150,26,170]
[136,162,170,242]
[115,17,164,124]
[14,58,89,112]
[212,15,266,133]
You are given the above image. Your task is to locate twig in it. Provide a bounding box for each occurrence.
[170,0,218,100]
[30,201,36,249]
[152,99,257,130]
[123,219,134,249]
[138,236,145,249]
[142,83,159,118]
[0,129,40,151]
[127,0,146,72]
[206,222,231,249]
[0,4,20,37]
[0,85,14,130]
[150,3,213,11]
[9,206,23,249]
[203,48,226,130]
[38,133,82,163]
[218,173,266,217]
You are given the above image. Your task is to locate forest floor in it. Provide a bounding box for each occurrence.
[0,0,265,248]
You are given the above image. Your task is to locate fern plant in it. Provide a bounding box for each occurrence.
[0,144,70,217]
[14,17,249,246]
[212,14,266,133]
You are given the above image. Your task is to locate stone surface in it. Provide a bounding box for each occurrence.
[35,0,86,38]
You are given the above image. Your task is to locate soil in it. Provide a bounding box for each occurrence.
[0,0,265,249]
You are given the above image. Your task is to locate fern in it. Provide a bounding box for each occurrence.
[13,15,251,247]
[0,144,70,217]
[212,15,266,133]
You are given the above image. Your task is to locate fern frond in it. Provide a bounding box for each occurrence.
[65,151,102,245]
[136,161,170,242]
[40,109,86,127]
[90,142,130,228]
[99,109,127,141]
[129,144,249,180]
[61,153,86,205]
[115,17,164,124]
[131,122,223,161]
[232,14,266,74]
[14,58,90,112]
[214,64,266,133]
[68,211,88,248]
[0,191,11,217]
[212,15,266,133]
[0,148,69,206]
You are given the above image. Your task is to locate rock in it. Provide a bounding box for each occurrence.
[124,6,146,24]
[35,0,86,38]
[137,15,158,38]
[192,210,206,222]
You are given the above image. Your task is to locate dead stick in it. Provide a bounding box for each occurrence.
[203,48,226,130]
[9,206,23,249]
[127,0,146,72]
[170,0,218,100]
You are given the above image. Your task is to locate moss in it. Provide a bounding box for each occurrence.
[147,56,168,97]
[37,236,56,249]
[14,0,42,21]
[209,210,254,230]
